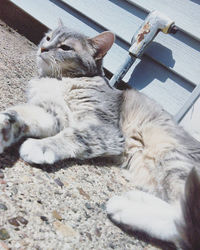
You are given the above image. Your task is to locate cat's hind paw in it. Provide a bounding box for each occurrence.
[106,195,132,224]
[106,190,179,241]
[20,138,56,164]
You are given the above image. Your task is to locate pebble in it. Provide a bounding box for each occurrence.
[0,170,4,179]
[0,203,8,211]
[11,187,18,195]
[16,216,28,225]
[0,179,6,184]
[40,216,48,222]
[0,228,10,240]
[54,178,64,188]
[100,203,106,211]
[85,232,92,241]
[109,243,115,249]
[8,218,20,227]
[53,221,78,237]
[77,187,90,200]
[85,202,93,210]
[52,210,62,221]
[95,228,101,237]
[107,184,114,192]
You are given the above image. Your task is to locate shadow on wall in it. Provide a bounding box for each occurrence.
[127,42,193,93]
[127,42,175,89]
[190,0,200,4]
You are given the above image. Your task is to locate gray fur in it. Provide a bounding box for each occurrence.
[0,24,199,248]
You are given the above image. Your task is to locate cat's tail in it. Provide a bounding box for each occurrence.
[176,168,200,250]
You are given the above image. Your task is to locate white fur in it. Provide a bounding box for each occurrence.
[106,190,180,241]
[20,127,80,164]
[9,105,56,138]
[20,138,56,164]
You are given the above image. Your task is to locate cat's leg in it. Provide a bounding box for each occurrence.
[0,104,60,153]
[20,124,124,164]
[106,190,181,242]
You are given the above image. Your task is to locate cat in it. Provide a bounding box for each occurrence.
[0,21,200,249]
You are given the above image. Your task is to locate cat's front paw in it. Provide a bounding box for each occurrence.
[0,112,18,153]
[20,138,56,164]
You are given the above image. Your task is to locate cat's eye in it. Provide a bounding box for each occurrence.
[46,36,50,41]
[59,44,73,51]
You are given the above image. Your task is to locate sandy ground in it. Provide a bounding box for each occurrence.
[0,20,163,250]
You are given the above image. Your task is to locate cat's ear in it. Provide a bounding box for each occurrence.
[89,31,115,60]
[58,18,64,27]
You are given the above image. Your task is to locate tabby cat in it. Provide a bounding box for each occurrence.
[0,21,199,249]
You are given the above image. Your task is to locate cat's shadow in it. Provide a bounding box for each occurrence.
[30,156,120,173]
[0,140,120,173]
[108,216,177,250]
[0,142,21,169]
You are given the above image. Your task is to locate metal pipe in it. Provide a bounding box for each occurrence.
[174,84,200,123]
[109,55,136,87]
[109,10,177,87]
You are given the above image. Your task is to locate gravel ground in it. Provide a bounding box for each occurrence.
[0,20,161,250]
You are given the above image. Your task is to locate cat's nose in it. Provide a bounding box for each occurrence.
[41,47,49,53]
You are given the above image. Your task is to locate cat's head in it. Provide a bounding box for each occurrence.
[37,21,115,78]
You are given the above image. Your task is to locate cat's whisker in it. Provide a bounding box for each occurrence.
[49,57,57,78]
[53,58,62,79]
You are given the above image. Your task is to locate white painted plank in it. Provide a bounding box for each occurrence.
[181,97,200,141]
[123,56,193,115]
[127,0,200,40]
[62,0,200,86]
[9,0,194,115]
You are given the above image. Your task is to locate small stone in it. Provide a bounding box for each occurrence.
[0,170,4,179]
[0,228,10,240]
[85,232,92,241]
[109,243,115,249]
[54,178,64,188]
[85,203,93,210]
[100,203,106,211]
[40,216,48,222]
[63,181,69,187]
[11,187,18,195]
[0,203,8,211]
[16,216,28,225]
[0,179,6,184]
[84,211,91,219]
[8,218,20,227]
[35,246,42,250]
[52,210,62,221]
[53,221,78,237]
[107,184,114,192]
[77,187,90,200]
[95,228,101,237]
